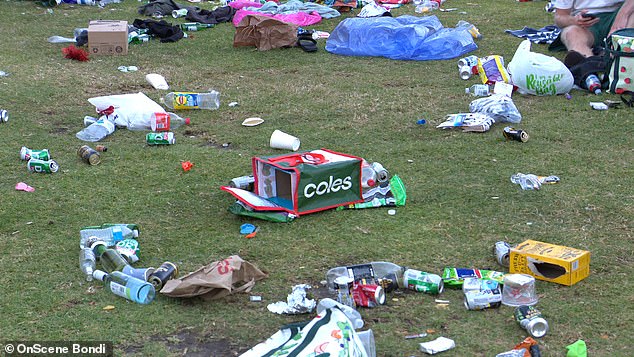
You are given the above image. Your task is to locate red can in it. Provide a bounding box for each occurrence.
[352,283,386,308]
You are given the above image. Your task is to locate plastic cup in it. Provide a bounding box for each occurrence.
[357,329,376,357]
[502,273,538,307]
[270,130,300,151]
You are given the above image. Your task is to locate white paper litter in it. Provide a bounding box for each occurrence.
[267,284,315,314]
[419,337,456,355]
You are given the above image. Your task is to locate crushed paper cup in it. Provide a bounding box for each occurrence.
[241,117,264,127]
[146,73,169,90]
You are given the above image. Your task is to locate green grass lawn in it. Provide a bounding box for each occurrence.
[0,0,632,356]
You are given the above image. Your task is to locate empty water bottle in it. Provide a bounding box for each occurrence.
[76,115,116,142]
[79,247,96,281]
[466,84,491,97]
[163,90,220,110]
[80,225,136,248]
[510,173,541,190]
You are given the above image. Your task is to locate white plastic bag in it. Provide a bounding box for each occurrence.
[87,92,166,131]
[507,39,573,95]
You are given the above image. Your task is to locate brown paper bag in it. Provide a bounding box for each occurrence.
[233,14,298,51]
[160,255,268,300]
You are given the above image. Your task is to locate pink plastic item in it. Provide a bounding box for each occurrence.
[16,182,35,192]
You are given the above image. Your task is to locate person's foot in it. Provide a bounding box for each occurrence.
[563,50,586,68]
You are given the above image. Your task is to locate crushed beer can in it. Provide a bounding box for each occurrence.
[20,147,50,161]
[403,269,444,294]
[78,145,101,165]
[27,158,58,173]
[146,132,175,145]
[352,283,386,307]
[494,241,511,267]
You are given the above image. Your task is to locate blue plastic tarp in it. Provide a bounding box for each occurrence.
[325,15,477,61]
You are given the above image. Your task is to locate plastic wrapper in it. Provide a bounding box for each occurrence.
[436,113,495,132]
[442,267,505,288]
[478,55,510,84]
[469,93,522,123]
[325,15,477,61]
[267,284,316,314]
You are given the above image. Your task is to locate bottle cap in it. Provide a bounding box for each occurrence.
[185,117,191,125]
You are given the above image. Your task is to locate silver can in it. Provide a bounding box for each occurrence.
[459,65,473,80]
[229,175,255,191]
[370,162,389,183]
[464,288,502,310]
[494,241,511,267]
[457,55,479,68]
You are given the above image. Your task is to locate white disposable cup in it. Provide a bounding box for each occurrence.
[145,73,169,90]
[357,329,376,357]
[270,129,300,151]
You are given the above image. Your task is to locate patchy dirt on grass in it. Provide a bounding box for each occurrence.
[124,328,249,356]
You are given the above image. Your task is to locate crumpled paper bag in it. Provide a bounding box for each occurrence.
[234,14,298,51]
[160,255,268,300]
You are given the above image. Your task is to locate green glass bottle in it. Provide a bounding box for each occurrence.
[91,242,130,273]
[180,22,214,31]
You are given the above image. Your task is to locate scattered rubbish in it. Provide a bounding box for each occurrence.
[0,71,8,77]
[20,147,50,161]
[181,161,193,172]
[163,90,220,110]
[566,339,587,357]
[405,332,428,339]
[148,262,179,290]
[160,255,267,299]
[334,276,356,307]
[403,268,444,294]
[269,129,300,151]
[0,109,8,123]
[62,45,90,61]
[151,112,190,132]
[27,158,59,173]
[325,261,404,293]
[147,132,175,145]
[93,269,156,304]
[352,283,386,307]
[419,337,455,355]
[172,9,188,18]
[466,83,491,97]
[502,274,538,306]
[469,93,522,124]
[229,175,255,191]
[442,267,505,288]
[267,284,316,314]
[503,126,529,142]
[590,101,609,110]
[79,247,96,281]
[250,295,262,302]
[416,118,426,125]
[509,239,590,285]
[146,73,169,90]
[493,241,511,267]
[77,145,101,165]
[514,305,549,338]
[15,182,35,192]
[228,101,239,107]
[387,209,396,215]
[510,173,541,190]
[241,117,264,126]
[240,223,256,235]
[458,55,479,70]
[507,40,574,95]
[456,20,482,39]
[437,113,495,132]
[513,337,541,357]
[463,278,502,310]
[477,55,510,85]
[180,22,215,31]
[76,115,116,142]
[117,65,138,72]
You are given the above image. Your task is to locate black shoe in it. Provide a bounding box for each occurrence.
[563,50,585,69]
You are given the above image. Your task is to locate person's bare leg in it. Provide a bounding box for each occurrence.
[560,26,595,56]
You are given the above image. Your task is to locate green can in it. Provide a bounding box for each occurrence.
[27,158,59,173]
[146,132,175,145]
[20,146,51,161]
[402,268,444,294]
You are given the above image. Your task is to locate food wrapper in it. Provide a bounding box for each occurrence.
[478,55,511,85]
[442,267,505,288]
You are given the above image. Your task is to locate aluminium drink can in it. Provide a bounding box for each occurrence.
[27,158,58,173]
[402,269,444,294]
[148,261,178,290]
[464,289,502,310]
[20,147,50,161]
[146,132,175,145]
[77,145,101,165]
[352,283,386,307]
[229,175,255,191]
[493,241,512,267]
[503,126,529,142]
[514,305,549,338]
[458,55,479,68]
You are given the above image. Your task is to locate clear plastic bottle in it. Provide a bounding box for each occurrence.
[79,247,96,282]
[456,20,483,39]
[163,90,220,110]
[150,112,191,132]
[76,115,116,142]
[80,225,136,248]
[465,84,491,97]
[93,269,156,304]
[510,173,541,190]
[584,74,602,95]
[91,241,131,272]
[325,261,405,292]
[361,161,377,189]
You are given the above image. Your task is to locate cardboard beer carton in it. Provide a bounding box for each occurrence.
[88,20,128,55]
[510,240,590,286]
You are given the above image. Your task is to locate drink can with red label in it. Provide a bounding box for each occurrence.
[352,283,386,308]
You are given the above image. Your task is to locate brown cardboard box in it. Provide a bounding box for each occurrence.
[88,20,128,55]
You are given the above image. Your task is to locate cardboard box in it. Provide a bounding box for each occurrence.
[88,20,128,55]
[510,239,590,286]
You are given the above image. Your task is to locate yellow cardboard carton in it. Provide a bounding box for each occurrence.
[510,240,590,286]
[88,20,128,56]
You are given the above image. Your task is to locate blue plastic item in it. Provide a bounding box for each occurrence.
[325,15,477,61]
[240,223,256,235]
